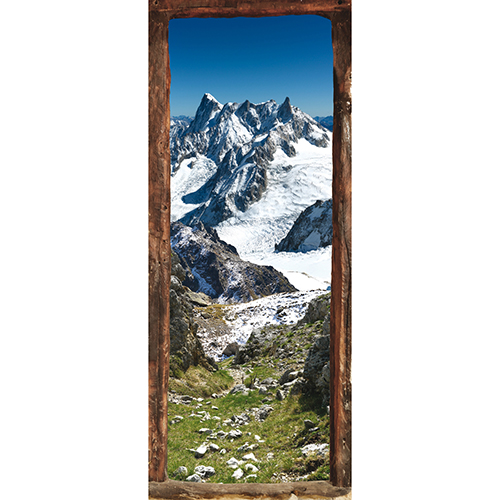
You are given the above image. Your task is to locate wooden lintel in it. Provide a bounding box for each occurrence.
[149,0,351,18]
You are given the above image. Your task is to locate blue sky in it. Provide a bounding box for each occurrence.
[169,15,333,118]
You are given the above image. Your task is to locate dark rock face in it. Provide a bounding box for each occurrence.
[169,251,216,374]
[171,221,297,303]
[302,295,331,405]
[275,199,333,253]
[303,334,330,406]
[171,94,330,227]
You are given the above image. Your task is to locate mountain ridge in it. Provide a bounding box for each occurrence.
[171,94,330,228]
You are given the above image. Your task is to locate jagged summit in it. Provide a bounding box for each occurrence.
[190,93,224,133]
[171,95,330,228]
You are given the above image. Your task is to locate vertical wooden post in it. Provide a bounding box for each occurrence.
[330,9,352,488]
[148,11,171,483]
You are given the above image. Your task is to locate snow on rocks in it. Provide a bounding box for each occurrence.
[197,289,326,361]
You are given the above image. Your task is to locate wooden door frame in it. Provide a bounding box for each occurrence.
[148,1,351,495]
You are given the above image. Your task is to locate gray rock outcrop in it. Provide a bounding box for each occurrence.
[169,251,216,375]
[275,199,333,252]
[172,221,296,303]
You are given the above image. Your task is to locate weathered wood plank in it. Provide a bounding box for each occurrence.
[330,9,352,488]
[149,480,351,499]
[149,0,351,18]
[149,11,171,482]
[148,0,352,489]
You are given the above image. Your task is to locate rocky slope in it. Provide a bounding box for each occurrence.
[167,293,332,484]
[275,199,333,252]
[195,289,326,361]
[171,93,330,227]
[171,220,297,303]
[231,293,331,405]
[170,251,218,375]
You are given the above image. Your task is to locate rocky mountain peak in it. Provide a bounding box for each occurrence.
[277,96,293,122]
[190,93,224,133]
[171,95,331,228]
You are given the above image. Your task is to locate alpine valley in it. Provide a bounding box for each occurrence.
[167,95,335,484]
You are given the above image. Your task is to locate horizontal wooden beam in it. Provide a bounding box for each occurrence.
[149,480,352,499]
[149,0,350,18]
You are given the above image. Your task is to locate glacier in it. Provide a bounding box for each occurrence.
[171,94,333,291]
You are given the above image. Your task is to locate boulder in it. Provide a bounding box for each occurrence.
[226,457,244,469]
[232,468,244,480]
[222,342,240,358]
[242,452,258,462]
[304,419,316,429]
[194,465,216,479]
[245,463,259,473]
[255,405,274,422]
[194,445,207,458]
[173,466,188,477]
[229,384,248,395]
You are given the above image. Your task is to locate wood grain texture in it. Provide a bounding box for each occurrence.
[149,11,171,482]
[150,480,351,499]
[149,0,351,18]
[330,9,352,488]
[148,0,352,490]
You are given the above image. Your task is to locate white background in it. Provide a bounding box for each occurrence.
[1,1,499,499]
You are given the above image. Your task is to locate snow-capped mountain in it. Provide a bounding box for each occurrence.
[170,116,193,136]
[313,116,333,131]
[275,199,333,253]
[171,94,330,228]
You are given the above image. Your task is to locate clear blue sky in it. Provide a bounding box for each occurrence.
[169,15,333,118]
